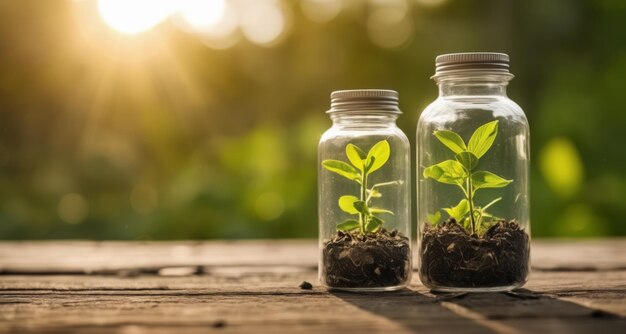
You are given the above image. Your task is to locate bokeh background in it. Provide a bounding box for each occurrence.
[0,0,624,240]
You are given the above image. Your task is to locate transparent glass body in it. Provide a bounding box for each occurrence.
[417,73,530,292]
[319,112,412,291]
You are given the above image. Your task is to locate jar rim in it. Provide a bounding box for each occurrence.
[432,52,513,81]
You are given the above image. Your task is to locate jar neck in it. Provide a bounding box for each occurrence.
[330,112,399,127]
[435,73,513,97]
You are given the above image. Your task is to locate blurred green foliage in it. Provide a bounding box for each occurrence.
[0,0,625,239]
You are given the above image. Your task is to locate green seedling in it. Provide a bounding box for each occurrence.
[424,120,512,235]
[322,140,399,234]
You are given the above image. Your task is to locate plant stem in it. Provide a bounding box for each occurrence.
[366,181,399,204]
[371,181,399,188]
[466,175,476,234]
[359,172,368,234]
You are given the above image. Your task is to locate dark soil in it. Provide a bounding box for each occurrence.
[299,281,313,290]
[419,219,529,289]
[322,229,411,289]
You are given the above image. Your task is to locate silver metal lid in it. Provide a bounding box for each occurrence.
[329,89,400,113]
[433,52,511,78]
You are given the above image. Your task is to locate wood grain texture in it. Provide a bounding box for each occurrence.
[0,240,625,333]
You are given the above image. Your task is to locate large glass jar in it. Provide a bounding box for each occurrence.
[417,53,530,292]
[318,90,412,291]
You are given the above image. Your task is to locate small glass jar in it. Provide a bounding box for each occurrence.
[318,89,412,291]
[417,53,530,292]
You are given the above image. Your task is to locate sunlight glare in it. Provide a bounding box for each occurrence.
[240,1,287,46]
[179,0,226,31]
[173,0,239,49]
[98,0,176,34]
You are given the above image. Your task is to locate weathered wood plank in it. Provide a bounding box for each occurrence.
[0,270,624,296]
[0,240,624,333]
[1,239,625,273]
[0,241,319,274]
[0,270,625,333]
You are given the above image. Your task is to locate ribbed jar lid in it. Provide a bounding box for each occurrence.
[433,52,511,78]
[329,89,400,113]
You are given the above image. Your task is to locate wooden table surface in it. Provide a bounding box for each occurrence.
[0,240,625,333]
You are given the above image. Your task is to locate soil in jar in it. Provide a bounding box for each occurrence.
[419,219,529,289]
[322,229,411,288]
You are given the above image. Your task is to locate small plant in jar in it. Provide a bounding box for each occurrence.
[321,140,411,289]
[420,120,529,289]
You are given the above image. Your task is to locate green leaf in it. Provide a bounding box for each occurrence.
[471,171,512,190]
[338,195,359,215]
[365,216,383,232]
[481,197,502,211]
[480,219,496,231]
[337,219,360,231]
[321,160,360,181]
[367,189,382,198]
[369,208,394,215]
[364,156,375,173]
[427,211,441,225]
[461,217,471,230]
[481,212,495,218]
[443,199,470,221]
[423,160,467,185]
[455,151,478,171]
[434,130,467,154]
[353,201,369,215]
[346,144,366,171]
[365,140,390,174]
[468,120,499,158]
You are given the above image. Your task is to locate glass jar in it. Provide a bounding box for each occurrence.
[318,89,412,291]
[416,53,530,292]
